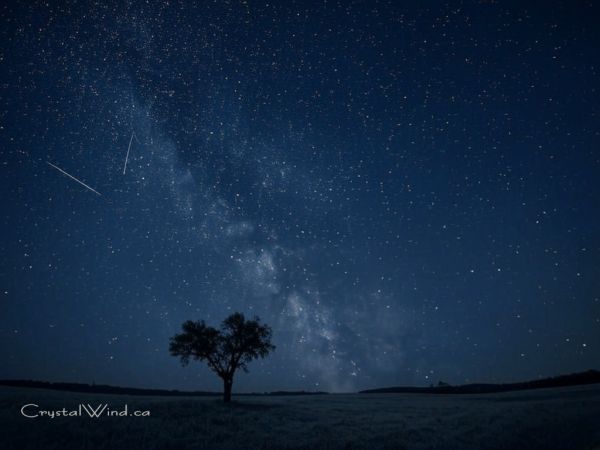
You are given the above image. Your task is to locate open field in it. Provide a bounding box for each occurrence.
[1,384,599,449]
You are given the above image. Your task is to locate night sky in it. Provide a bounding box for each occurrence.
[1,1,599,393]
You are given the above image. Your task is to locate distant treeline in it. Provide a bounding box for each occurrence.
[2,370,598,397]
[0,380,328,397]
[360,369,600,394]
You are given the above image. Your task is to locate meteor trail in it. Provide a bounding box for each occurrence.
[46,161,102,196]
[123,131,135,174]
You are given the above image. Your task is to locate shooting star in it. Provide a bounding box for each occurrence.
[46,161,102,196]
[123,131,136,174]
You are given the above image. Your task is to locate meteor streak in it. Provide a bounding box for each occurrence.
[46,161,102,196]
[123,131,135,174]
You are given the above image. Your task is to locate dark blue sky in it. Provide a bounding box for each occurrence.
[1,0,599,392]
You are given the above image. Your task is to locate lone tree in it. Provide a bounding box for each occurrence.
[169,312,275,402]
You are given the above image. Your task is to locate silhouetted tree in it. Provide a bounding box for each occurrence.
[169,312,275,402]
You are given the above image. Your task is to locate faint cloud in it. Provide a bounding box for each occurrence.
[225,221,255,238]
[236,248,280,297]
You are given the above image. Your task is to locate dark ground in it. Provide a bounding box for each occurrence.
[1,384,599,449]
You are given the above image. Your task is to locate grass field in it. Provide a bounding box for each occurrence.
[1,384,599,449]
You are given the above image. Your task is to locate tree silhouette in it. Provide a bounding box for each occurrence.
[169,312,275,402]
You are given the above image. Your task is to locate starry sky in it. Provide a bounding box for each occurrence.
[1,1,599,393]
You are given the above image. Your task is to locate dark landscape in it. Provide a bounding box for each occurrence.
[1,372,599,449]
[1,382,599,450]
[2,369,599,397]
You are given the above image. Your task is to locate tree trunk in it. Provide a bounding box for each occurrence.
[223,377,233,403]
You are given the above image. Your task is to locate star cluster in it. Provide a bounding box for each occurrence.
[0,1,598,391]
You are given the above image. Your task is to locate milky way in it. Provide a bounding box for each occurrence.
[1,1,599,392]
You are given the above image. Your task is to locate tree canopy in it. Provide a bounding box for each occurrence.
[169,312,275,402]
